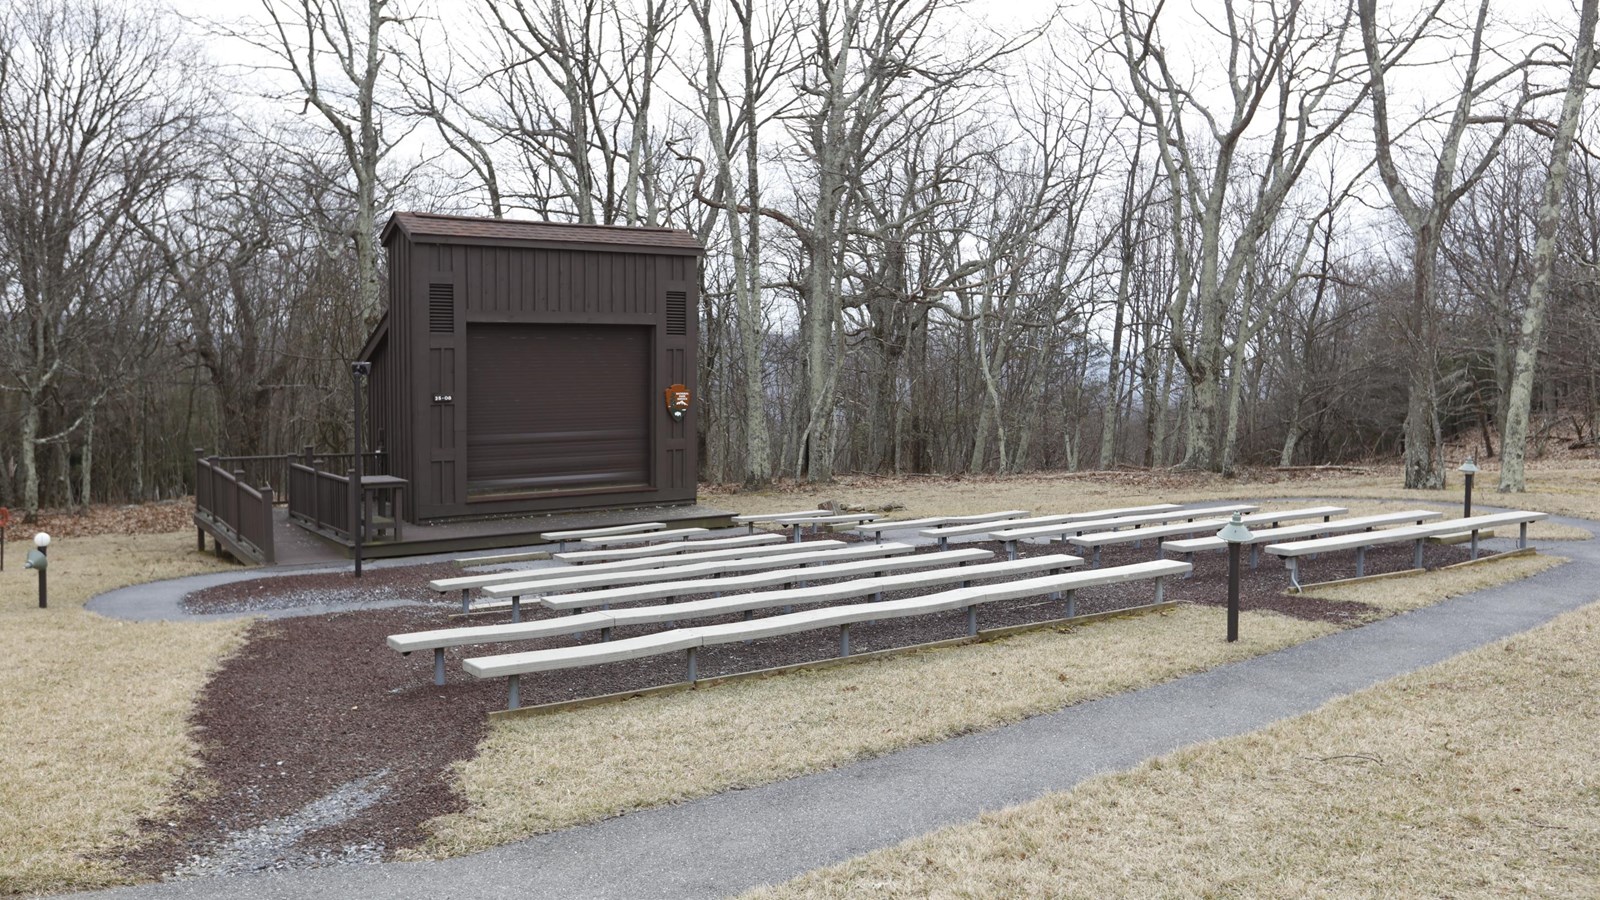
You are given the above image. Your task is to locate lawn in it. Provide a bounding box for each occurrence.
[746,597,1600,898]
[0,465,1590,894]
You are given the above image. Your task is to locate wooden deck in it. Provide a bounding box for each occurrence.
[252,503,738,567]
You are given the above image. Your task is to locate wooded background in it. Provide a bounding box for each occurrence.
[2,0,1598,516]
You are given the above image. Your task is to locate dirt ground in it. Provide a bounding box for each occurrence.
[117,534,1472,876]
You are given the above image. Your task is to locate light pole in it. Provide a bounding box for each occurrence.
[351,361,372,579]
[1217,513,1253,642]
[1458,457,1478,519]
[25,532,50,608]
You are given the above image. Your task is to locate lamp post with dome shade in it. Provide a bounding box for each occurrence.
[1459,457,1478,519]
[1217,513,1253,642]
[24,532,49,608]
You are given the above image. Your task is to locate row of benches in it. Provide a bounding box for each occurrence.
[401,501,1548,710]
[458,559,1190,709]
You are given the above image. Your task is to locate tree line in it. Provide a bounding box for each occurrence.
[1,0,1596,517]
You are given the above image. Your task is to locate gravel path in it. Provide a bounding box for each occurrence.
[70,508,1597,899]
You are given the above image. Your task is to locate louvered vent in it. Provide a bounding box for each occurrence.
[428,283,454,334]
[665,290,687,335]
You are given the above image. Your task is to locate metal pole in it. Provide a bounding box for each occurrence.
[1227,541,1240,643]
[351,363,369,578]
[1464,471,1474,519]
[38,544,48,609]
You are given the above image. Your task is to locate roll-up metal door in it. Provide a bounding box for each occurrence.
[465,324,650,497]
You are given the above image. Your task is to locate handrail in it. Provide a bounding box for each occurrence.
[193,451,275,564]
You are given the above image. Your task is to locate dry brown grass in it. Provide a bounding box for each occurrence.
[746,599,1600,899]
[0,532,247,896]
[414,607,1336,858]
[1303,553,1570,614]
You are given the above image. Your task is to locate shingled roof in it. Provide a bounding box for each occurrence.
[382,211,704,254]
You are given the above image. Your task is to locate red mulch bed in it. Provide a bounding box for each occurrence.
[125,534,1472,876]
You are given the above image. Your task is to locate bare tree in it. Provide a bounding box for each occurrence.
[1110,0,1381,472]
[0,0,204,514]
[1498,0,1598,491]
[250,0,408,324]
[1358,0,1541,487]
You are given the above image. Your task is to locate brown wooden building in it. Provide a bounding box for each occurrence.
[359,212,704,522]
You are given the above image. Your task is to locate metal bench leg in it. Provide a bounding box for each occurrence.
[1287,558,1301,592]
[791,524,801,543]
[1154,576,1164,604]
[1520,522,1529,548]
[1065,589,1076,618]
[1249,545,1259,570]
[1324,514,1331,522]
[744,610,753,620]
[1413,538,1425,570]
[966,605,977,636]
[601,626,612,642]
[461,589,470,615]
[1092,546,1101,568]
[1355,546,1365,578]
[686,647,699,683]
[839,624,851,657]
[507,675,520,711]
[433,648,446,686]
[1006,540,1017,561]
[1470,529,1480,560]
[1184,552,1195,579]
[874,591,884,602]
[511,596,521,623]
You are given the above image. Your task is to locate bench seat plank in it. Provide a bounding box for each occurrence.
[482,542,918,600]
[1161,510,1444,554]
[731,509,829,525]
[431,540,845,594]
[1065,507,1348,550]
[850,510,1031,538]
[555,533,784,563]
[996,503,1262,542]
[920,504,1182,541]
[539,522,666,541]
[568,527,709,546]
[1264,511,1547,557]
[528,547,995,610]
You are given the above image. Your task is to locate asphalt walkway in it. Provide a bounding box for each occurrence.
[72,515,1600,899]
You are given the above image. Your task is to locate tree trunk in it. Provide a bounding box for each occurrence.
[1499,0,1598,491]
[20,400,40,516]
[80,406,94,509]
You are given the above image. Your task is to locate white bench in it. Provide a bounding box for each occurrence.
[1264,511,1548,590]
[539,521,666,552]
[1061,506,1346,565]
[526,547,995,612]
[850,510,1031,543]
[565,527,709,547]
[390,554,1083,683]
[479,542,919,618]
[464,559,1192,709]
[732,509,829,534]
[772,512,882,542]
[555,533,785,564]
[920,504,1184,551]
[989,504,1263,561]
[430,540,850,612]
[1161,510,1444,574]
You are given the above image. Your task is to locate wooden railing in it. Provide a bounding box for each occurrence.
[194,452,276,564]
[197,447,386,506]
[287,462,356,541]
